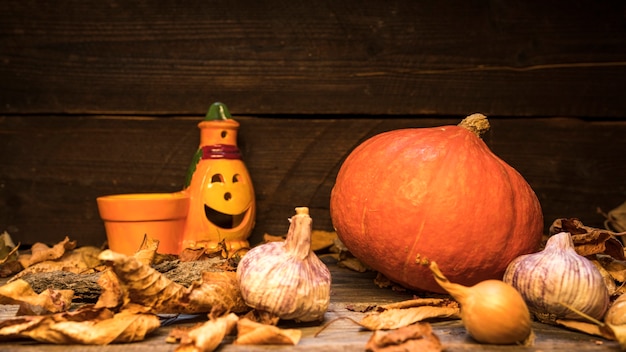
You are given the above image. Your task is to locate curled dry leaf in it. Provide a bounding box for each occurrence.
[263,233,285,243]
[11,245,103,282]
[310,230,339,252]
[0,231,17,256]
[555,319,613,340]
[360,305,460,331]
[234,317,301,345]
[355,298,460,331]
[94,269,124,309]
[179,245,225,262]
[599,201,626,233]
[18,236,77,268]
[241,309,280,326]
[607,324,626,351]
[134,235,160,265]
[0,305,160,344]
[328,236,371,272]
[46,309,160,344]
[0,279,73,315]
[337,257,368,272]
[179,239,246,261]
[172,312,238,352]
[595,254,626,283]
[365,323,442,352]
[185,271,249,315]
[549,218,626,260]
[262,229,338,252]
[591,259,619,296]
[0,232,21,277]
[98,249,247,314]
[381,298,452,310]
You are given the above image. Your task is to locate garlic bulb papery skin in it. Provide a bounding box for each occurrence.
[236,207,331,322]
[503,232,609,323]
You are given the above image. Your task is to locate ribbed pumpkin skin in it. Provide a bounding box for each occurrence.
[330,125,543,293]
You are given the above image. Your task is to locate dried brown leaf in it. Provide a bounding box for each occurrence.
[374,273,392,288]
[365,323,442,352]
[262,230,337,252]
[591,259,619,295]
[99,249,247,314]
[234,317,301,345]
[311,230,338,251]
[556,319,614,340]
[185,271,248,315]
[550,218,626,259]
[373,273,406,291]
[11,245,102,282]
[0,315,47,341]
[174,313,238,352]
[241,309,280,325]
[600,201,626,233]
[596,254,626,283]
[0,231,18,262]
[0,233,21,277]
[0,306,159,344]
[94,269,125,309]
[133,235,160,265]
[381,298,454,310]
[180,239,244,261]
[44,309,160,344]
[338,257,369,272]
[0,279,73,315]
[18,236,77,268]
[179,247,221,262]
[360,305,460,330]
[606,323,626,351]
[263,233,285,243]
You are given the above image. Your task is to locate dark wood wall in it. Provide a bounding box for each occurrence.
[1,1,625,247]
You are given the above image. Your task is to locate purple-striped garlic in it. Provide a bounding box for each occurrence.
[503,232,609,323]
[236,207,331,322]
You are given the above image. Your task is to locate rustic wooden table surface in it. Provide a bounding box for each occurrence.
[0,260,620,351]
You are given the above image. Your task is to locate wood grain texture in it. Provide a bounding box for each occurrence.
[1,115,625,248]
[1,0,625,117]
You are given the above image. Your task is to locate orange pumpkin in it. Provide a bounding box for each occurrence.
[330,114,543,293]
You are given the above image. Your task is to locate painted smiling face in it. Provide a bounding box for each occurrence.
[182,103,256,252]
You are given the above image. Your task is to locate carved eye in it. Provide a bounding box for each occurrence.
[232,174,241,183]
[211,174,224,183]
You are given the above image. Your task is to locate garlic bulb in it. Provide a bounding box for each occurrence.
[236,207,331,322]
[503,232,609,323]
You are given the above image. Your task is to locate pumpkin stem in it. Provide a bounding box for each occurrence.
[458,113,490,138]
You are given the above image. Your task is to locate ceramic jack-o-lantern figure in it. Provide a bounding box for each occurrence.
[182,102,256,253]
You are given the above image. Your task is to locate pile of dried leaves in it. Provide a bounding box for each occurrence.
[0,234,325,350]
[1,201,626,351]
[0,229,452,351]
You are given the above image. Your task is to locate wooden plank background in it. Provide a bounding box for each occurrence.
[1,0,626,247]
[1,0,625,117]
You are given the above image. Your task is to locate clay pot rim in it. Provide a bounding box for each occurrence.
[97,192,189,221]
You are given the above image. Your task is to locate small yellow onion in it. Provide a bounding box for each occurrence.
[503,232,609,323]
[429,261,533,345]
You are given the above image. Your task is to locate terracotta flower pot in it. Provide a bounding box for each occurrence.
[96,192,189,255]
